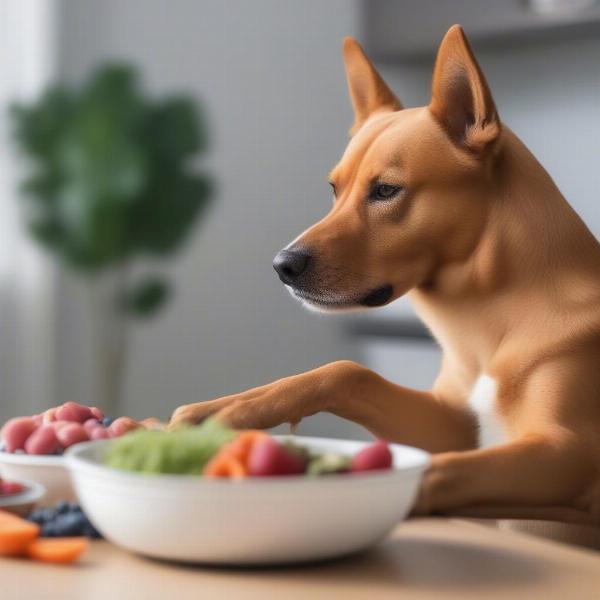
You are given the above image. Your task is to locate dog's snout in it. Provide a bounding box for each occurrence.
[273,248,311,285]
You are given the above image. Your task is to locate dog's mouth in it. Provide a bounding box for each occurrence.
[358,285,393,307]
[289,284,393,311]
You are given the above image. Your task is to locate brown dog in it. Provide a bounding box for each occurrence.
[171,25,600,525]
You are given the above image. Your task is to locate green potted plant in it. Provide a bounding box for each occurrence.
[11,65,213,415]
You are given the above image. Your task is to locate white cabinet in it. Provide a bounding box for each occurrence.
[364,0,600,59]
[360,337,441,389]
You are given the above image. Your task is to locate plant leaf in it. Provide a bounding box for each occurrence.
[10,62,213,277]
[134,173,213,256]
[145,97,205,162]
[120,276,171,317]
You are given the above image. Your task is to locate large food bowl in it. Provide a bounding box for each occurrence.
[0,452,74,506]
[66,436,429,565]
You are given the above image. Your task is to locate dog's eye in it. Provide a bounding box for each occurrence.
[371,184,402,201]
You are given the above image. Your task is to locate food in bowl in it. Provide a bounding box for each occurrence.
[105,419,393,478]
[0,402,145,456]
[0,477,25,496]
[0,403,159,505]
[0,452,75,506]
[0,479,46,517]
[66,435,430,564]
[105,418,236,474]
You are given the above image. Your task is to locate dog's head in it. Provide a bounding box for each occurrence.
[274,25,501,312]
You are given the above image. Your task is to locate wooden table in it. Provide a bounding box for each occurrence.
[3,519,600,599]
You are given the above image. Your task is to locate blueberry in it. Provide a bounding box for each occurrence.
[101,417,113,427]
[78,508,102,538]
[32,502,101,538]
[27,509,47,525]
[41,522,59,537]
[41,507,57,522]
[82,524,94,537]
[83,523,102,539]
[53,512,87,536]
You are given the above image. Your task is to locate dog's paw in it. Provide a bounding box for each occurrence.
[168,404,209,430]
[140,417,167,431]
[410,468,436,517]
[208,400,283,431]
[410,454,461,517]
[573,479,600,525]
[168,397,235,431]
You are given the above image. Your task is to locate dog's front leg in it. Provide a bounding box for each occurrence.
[170,360,476,453]
[416,432,596,521]
[170,360,356,433]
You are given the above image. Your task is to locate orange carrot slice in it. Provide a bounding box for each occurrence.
[26,537,89,563]
[203,430,268,478]
[0,509,40,556]
[226,431,269,464]
[203,454,248,478]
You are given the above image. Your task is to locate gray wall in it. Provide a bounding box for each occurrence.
[56,0,363,430]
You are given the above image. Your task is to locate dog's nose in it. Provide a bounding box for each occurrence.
[273,248,311,284]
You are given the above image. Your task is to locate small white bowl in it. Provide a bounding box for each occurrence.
[66,436,429,565]
[0,452,75,506]
[0,479,46,516]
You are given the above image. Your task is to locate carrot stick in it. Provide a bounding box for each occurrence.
[203,454,248,478]
[203,430,269,478]
[26,537,89,563]
[226,431,269,464]
[0,510,40,556]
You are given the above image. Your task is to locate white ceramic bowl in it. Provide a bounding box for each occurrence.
[0,479,46,516]
[0,453,75,506]
[66,436,429,565]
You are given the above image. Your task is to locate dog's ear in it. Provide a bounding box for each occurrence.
[343,37,402,136]
[429,25,500,153]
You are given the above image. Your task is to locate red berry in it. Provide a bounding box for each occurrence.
[42,408,58,424]
[83,418,101,434]
[89,427,109,440]
[0,481,24,496]
[350,440,393,473]
[56,423,89,448]
[248,437,305,476]
[56,402,93,423]
[90,407,104,420]
[1,417,37,452]
[108,417,140,438]
[50,420,71,432]
[24,425,62,455]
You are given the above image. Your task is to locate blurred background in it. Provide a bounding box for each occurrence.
[1,0,599,439]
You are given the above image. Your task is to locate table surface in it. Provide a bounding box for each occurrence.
[3,518,600,600]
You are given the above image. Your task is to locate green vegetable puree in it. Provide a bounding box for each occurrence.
[105,419,236,475]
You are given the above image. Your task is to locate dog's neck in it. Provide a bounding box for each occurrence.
[409,128,600,371]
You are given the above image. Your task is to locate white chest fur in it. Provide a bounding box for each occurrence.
[467,374,508,448]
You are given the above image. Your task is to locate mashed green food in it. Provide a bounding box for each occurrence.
[105,419,236,475]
